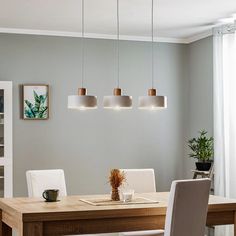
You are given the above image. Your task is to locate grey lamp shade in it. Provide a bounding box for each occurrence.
[68,95,97,110]
[138,95,167,109]
[103,95,132,109]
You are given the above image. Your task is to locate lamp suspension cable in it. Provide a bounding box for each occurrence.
[151,0,154,89]
[81,0,85,88]
[117,0,120,88]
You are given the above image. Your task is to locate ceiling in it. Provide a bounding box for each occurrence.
[0,0,236,43]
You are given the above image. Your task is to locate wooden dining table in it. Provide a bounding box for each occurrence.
[0,192,236,236]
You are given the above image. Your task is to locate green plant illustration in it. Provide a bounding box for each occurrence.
[24,91,48,119]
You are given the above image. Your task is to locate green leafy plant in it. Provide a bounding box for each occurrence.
[188,130,214,162]
[24,91,48,119]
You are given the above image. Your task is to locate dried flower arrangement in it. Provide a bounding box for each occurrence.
[109,169,126,201]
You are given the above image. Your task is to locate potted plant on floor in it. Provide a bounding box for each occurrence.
[188,130,214,171]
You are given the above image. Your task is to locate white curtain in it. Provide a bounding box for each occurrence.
[214,27,236,236]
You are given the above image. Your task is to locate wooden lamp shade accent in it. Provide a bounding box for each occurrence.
[148,88,157,96]
[78,88,87,96]
[113,88,122,96]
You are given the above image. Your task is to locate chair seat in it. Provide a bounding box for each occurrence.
[120,230,165,236]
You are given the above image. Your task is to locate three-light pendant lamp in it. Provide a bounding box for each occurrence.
[68,0,167,110]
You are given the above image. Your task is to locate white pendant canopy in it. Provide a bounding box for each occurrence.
[138,0,167,110]
[68,0,97,110]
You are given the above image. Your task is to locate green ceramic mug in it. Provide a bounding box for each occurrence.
[42,189,59,202]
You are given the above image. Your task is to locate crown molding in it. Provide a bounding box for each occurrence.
[86,32,189,44]
[0,27,212,44]
[184,29,213,43]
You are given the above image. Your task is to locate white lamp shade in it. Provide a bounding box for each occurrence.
[68,95,97,110]
[103,96,132,109]
[138,95,167,109]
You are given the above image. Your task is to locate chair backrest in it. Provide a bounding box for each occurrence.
[120,169,156,193]
[164,179,211,236]
[26,169,67,198]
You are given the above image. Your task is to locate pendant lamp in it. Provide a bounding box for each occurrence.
[103,0,132,109]
[138,0,167,110]
[68,0,97,110]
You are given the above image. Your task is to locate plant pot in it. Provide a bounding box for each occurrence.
[195,162,212,171]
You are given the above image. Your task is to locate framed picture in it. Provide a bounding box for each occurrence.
[22,84,49,120]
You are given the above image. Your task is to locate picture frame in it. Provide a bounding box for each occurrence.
[21,84,49,120]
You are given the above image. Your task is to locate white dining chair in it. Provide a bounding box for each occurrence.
[26,169,72,236]
[26,169,67,198]
[120,169,156,193]
[26,169,96,236]
[119,169,163,236]
[122,179,211,236]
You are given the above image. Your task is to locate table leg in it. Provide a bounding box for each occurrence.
[234,211,236,236]
[1,222,12,236]
[0,210,12,236]
[23,222,43,236]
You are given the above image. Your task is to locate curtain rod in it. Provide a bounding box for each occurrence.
[213,23,236,36]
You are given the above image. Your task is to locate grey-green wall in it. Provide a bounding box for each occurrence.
[184,36,213,178]
[0,34,213,196]
[0,33,212,197]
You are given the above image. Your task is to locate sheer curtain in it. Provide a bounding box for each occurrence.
[214,25,236,236]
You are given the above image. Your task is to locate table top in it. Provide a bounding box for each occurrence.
[0,192,236,222]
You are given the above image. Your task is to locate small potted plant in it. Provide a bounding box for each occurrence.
[109,169,125,201]
[188,130,214,171]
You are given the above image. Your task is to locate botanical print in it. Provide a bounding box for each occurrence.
[23,85,49,119]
